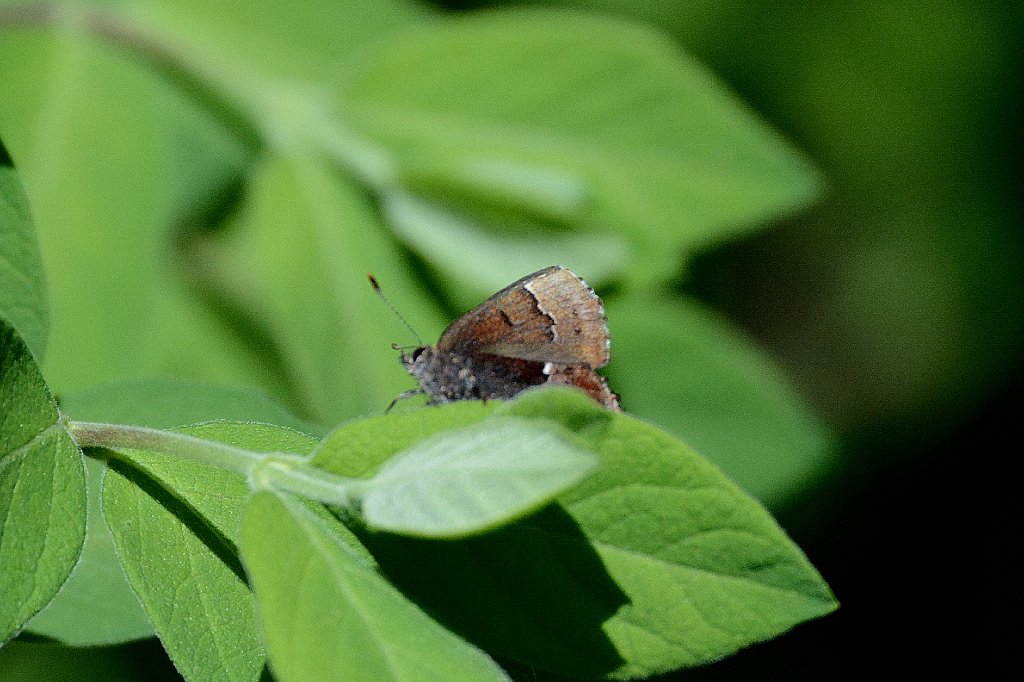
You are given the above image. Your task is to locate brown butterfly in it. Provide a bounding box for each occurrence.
[376,266,620,411]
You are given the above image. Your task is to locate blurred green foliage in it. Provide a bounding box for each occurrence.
[0,0,832,507]
[2,0,1017,677]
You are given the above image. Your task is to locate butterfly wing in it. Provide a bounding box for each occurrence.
[545,363,621,410]
[436,266,611,368]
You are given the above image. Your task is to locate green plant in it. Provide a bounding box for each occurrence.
[1,1,836,679]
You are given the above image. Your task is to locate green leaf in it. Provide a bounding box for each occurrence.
[0,26,289,399]
[26,379,319,646]
[100,421,317,681]
[381,190,628,311]
[0,321,86,645]
[546,414,837,677]
[358,417,597,537]
[0,30,173,394]
[313,399,497,476]
[605,295,834,503]
[101,463,261,681]
[216,153,446,423]
[337,9,821,286]
[129,0,428,84]
[0,139,49,360]
[25,457,153,647]
[316,387,836,678]
[61,377,322,435]
[241,490,510,682]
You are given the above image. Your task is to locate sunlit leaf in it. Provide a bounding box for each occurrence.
[216,153,445,423]
[27,379,319,646]
[338,10,821,287]
[358,417,596,537]
[315,387,836,677]
[241,491,509,681]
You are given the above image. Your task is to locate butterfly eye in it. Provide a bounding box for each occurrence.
[411,347,425,361]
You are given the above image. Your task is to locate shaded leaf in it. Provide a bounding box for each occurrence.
[0,138,48,359]
[63,377,322,434]
[101,421,316,681]
[0,321,86,644]
[25,457,153,646]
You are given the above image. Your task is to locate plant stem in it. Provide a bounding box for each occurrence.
[252,457,367,509]
[69,421,264,475]
[68,420,366,508]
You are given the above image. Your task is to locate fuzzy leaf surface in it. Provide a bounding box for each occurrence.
[241,491,509,681]
[101,421,316,681]
[315,387,837,678]
[357,417,596,537]
[0,322,85,644]
[27,379,318,646]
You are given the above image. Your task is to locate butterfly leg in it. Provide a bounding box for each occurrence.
[385,388,426,413]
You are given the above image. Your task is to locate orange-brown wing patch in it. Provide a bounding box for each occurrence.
[545,363,621,411]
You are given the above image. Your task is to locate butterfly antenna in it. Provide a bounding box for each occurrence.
[368,274,424,346]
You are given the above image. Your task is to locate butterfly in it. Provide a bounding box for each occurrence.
[382,266,620,411]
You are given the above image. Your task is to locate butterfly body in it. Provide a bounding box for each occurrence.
[404,349,546,403]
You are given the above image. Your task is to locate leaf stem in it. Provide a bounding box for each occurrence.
[251,457,367,509]
[68,420,366,508]
[69,421,264,474]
